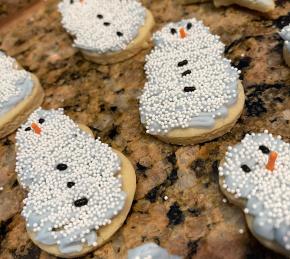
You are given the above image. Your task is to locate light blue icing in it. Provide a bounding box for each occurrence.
[128,243,182,259]
[280,24,290,52]
[221,133,290,250]
[0,63,33,116]
[252,216,275,240]
[280,24,290,42]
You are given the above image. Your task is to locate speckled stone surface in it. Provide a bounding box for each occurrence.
[0,0,290,258]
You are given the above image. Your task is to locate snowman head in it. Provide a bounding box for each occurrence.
[140,19,239,134]
[58,0,146,52]
[153,18,223,51]
[219,131,290,250]
[16,108,77,144]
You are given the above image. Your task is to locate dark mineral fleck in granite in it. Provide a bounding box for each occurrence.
[0,0,290,258]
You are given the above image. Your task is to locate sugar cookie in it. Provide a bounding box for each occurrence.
[58,0,155,64]
[213,0,274,13]
[219,131,290,257]
[139,18,244,145]
[280,24,290,67]
[0,52,44,139]
[128,243,181,259]
[177,0,275,13]
[16,108,136,258]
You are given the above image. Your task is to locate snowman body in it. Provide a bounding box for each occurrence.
[139,19,240,135]
[58,0,146,53]
[16,109,125,254]
[219,132,290,251]
[0,51,33,116]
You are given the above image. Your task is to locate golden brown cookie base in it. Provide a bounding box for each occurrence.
[154,81,245,145]
[219,175,290,257]
[283,44,290,67]
[80,9,155,65]
[27,126,136,258]
[176,0,210,4]
[213,0,275,12]
[0,74,44,139]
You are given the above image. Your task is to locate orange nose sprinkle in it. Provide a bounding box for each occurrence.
[31,123,41,135]
[179,28,187,39]
[266,151,278,172]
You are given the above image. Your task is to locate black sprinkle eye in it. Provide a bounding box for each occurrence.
[259,145,270,154]
[170,28,177,35]
[182,69,191,77]
[38,118,45,124]
[241,164,251,173]
[116,31,123,37]
[186,22,192,30]
[67,182,75,188]
[103,22,110,26]
[70,0,74,3]
[74,197,88,207]
[56,163,68,171]
[183,86,196,92]
[97,14,103,19]
[25,127,31,131]
[178,60,188,67]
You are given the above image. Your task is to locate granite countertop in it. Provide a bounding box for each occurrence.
[0,0,290,258]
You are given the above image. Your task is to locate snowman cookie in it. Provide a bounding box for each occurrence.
[280,24,290,67]
[0,52,44,139]
[139,18,245,145]
[177,0,275,13]
[128,243,181,259]
[58,0,155,64]
[219,131,290,256]
[16,108,136,258]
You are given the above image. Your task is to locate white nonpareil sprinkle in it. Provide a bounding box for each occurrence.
[280,23,290,41]
[139,18,239,135]
[219,130,290,250]
[16,108,125,253]
[0,52,29,110]
[58,0,146,53]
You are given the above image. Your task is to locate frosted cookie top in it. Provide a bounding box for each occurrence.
[0,52,33,116]
[280,23,290,41]
[280,23,290,51]
[16,109,125,253]
[58,0,146,53]
[128,243,181,259]
[219,131,290,250]
[139,18,239,135]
